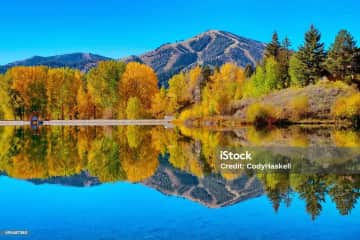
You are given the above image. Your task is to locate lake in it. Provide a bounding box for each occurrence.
[0,125,359,239]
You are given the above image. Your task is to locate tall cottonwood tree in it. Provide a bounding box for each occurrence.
[119,62,159,118]
[8,66,48,119]
[87,61,126,118]
[47,68,82,119]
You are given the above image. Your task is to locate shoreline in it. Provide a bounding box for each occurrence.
[0,119,174,127]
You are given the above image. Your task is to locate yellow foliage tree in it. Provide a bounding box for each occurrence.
[119,62,159,117]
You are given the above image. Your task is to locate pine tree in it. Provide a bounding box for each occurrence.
[265,31,281,59]
[278,37,292,88]
[244,64,254,78]
[354,48,360,78]
[326,29,357,82]
[296,25,326,85]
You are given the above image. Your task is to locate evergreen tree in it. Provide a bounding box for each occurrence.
[354,48,360,74]
[265,31,281,59]
[353,48,360,80]
[326,29,357,82]
[277,37,292,88]
[244,64,254,78]
[295,25,326,85]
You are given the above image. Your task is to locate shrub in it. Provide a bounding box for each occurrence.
[332,94,360,118]
[289,95,309,120]
[246,103,279,126]
[332,93,360,128]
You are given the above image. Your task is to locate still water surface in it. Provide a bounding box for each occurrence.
[0,125,359,239]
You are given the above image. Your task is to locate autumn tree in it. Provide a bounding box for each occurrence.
[151,87,169,117]
[46,68,82,119]
[8,66,48,119]
[0,74,14,120]
[87,61,126,118]
[119,62,159,118]
[167,72,190,112]
[76,84,96,119]
[205,63,245,114]
[126,97,143,119]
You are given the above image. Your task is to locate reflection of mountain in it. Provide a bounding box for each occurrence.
[24,161,264,208]
[143,159,263,208]
[29,171,101,187]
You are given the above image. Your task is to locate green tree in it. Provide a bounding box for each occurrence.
[265,31,281,59]
[289,53,306,87]
[326,29,357,83]
[87,61,126,118]
[264,56,280,90]
[277,37,292,88]
[244,64,254,78]
[295,25,326,85]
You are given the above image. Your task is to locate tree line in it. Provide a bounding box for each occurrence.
[0,61,159,120]
[246,25,360,97]
[1,25,359,120]
[151,25,360,120]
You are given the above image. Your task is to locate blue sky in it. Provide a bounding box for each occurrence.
[0,0,359,64]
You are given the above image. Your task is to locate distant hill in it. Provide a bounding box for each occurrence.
[0,53,111,73]
[123,30,266,86]
[1,30,265,86]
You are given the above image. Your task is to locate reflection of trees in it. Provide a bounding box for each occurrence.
[258,173,360,220]
[88,135,125,182]
[9,128,48,179]
[328,176,360,215]
[0,125,359,219]
[0,126,160,183]
[47,127,82,177]
[122,126,159,182]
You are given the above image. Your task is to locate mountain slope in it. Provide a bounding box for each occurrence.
[124,30,266,86]
[0,53,111,73]
[1,30,265,86]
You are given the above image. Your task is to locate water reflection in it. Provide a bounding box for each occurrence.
[0,125,359,220]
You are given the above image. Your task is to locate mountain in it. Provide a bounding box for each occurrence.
[123,30,266,86]
[1,30,265,86]
[0,53,111,73]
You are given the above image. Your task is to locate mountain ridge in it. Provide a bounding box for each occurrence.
[123,30,265,85]
[1,30,265,85]
[0,52,112,73]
